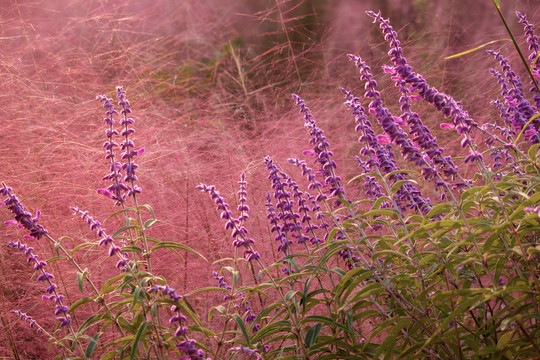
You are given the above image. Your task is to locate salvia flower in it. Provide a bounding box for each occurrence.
[516,11,540,109]
[10,310,44,334]
[291,94,345,200]
[229,345,263,360]
[487,49,540,143]
[0,184,48,240]
[198,183,259,262]
[348,55,423,167]
[97,94,128,205]
[342,89,431,213]
[176,338,211,360]
[366,10,481,156]
[116,86,144,197]
[71,206,130,271]
[147,283,192,340]
[7,240,71,328]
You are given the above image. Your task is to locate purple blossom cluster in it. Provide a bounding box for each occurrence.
[97,94,128,205]
[229,345,263,360]
[7,240,71,327]
[487,49,540,143]
[291,94,345,199]
[1,184,48,240]
[198,180,260,262]
[265,157,327,251]
[176,338,211,360]
[212,271,259,331]
[147,284,189,337]
[70,206,130,271]
[97,87,144,203]
[516,11,540,109]
[347,55,423,167]
[365,10,485,164]
[10,310,43,334]
[341,90,431,213]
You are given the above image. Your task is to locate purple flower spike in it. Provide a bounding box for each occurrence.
[7,240,70,329]
[11,310,44,334]
[116,86,143,197]
[0,184,48,240]
[516,11,540,109]
[97,94,128,206]
[230,345,263,360]
[71,206,130,271]
[487,49,540,144]
[291,94,345,200]
[198,183,259,262]
[342,89,431,214]
[348,55,424,167]
[365,10,482,154]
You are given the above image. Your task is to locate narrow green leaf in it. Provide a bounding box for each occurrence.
[77,270,87,293]
[444,38,509,60]
[233,314,250,345]
[100,350,118,360]
[304,323,323,348]
[149,241,207,261]
[69,297,93,314]
[130,321,149,360]
[85,332,100,358]
[496,331,514,351]
[112,224,138,238]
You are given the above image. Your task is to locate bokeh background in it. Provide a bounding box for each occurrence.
[1,0,539,357]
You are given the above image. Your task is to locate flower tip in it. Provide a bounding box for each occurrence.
[440,123,455,130]
[97,188,115,199]
[136,147,145,156]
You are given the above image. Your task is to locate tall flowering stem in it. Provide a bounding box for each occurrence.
[197,183,259,262]
[291,94,345,200]
[341,89,432,214]
[96,94,128,205]
[516,11,540,109]
[70,206,130,271]
[366,10,485,165]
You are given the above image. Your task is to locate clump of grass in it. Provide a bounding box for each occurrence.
[1,4,539,360]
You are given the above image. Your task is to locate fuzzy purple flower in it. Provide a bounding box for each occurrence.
[230,345,263,360]
[516,11,540,109]
[7,240,71,328]
[198,183,259,262]
[291,94,345,200]
[366,10,481,157]
[116,87,144,197]
[348,55,423,167]
[97,94,129,205]
[487,49,540,143]
[342,89,431,213]
[10,310,44,334]
[71,206,130,271]
[0,184,48,240]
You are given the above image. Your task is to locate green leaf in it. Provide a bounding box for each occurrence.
[390,179,417,194]
[85,332,100,358]
[68,297,93,314]
[496,331,514,351]
[304,323,323,348]
[144,219,159,229]
[100,350,118,360]
[233,314,250,345]
[149,241,207,261]
[130,321,149,360]
[112,224,139,238]
[77,269,88,293]
[444,38,509,60]
[70,242,96,256]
